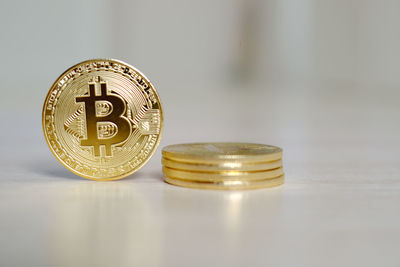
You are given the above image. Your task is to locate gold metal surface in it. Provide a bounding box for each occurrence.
[162,143,282,163]
[162,166,284,182]
[42,59,163,180]
[162,157,282,171]
[164,175,285,190]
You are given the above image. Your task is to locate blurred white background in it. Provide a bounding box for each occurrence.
[1,0,400,144]
[3,0,400,108]
[1,1,400,267]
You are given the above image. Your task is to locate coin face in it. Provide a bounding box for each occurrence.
[42,59,163,180]
[162,143,282,163]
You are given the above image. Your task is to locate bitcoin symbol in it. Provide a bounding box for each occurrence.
[76,81,131,157]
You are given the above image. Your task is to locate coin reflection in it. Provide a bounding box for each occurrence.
[48,182,161,267]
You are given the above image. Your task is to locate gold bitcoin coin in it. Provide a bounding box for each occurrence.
[162,143,282,163]
[162,158,282,171]
[164,175,285,190]
[162,166,283,182]
[42,59,163,180]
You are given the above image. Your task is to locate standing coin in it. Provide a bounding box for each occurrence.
[42,59,163,180]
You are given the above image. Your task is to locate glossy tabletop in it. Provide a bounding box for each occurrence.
[1,85,399,267]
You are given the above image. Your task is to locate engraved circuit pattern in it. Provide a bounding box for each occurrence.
[42,59,163,180]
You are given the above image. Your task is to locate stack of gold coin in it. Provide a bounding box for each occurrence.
[162,143,284,190]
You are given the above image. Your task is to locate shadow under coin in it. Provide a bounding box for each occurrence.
[29,159,164,182]
[122,170,164,182]
[28,159,84,180]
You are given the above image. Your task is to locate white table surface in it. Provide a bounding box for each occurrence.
[1,85,399,267]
